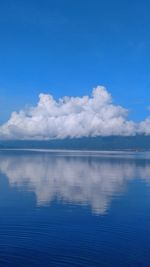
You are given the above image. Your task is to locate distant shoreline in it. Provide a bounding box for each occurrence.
[0,136,150,152]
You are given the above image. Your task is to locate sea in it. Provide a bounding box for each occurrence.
[0,149,150,266]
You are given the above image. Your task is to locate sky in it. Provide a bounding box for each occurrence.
[0,0,150,139]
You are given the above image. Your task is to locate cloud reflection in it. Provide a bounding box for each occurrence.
[0,151,150,214]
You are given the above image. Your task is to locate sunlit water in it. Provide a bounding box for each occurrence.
[0,150,150,266]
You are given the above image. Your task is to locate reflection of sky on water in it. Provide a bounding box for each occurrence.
[0,151,150,214]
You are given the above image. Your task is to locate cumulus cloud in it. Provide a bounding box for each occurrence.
[139,117,150,135]
[0,86,137,140]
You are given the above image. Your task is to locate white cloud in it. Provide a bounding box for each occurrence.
[2,85,150,139]
[138,117,150,135]
[0,86,137,140]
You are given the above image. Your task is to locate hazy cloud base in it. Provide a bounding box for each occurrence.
[0,86,149,140]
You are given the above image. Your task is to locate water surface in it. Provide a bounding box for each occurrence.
[0,150,150,266]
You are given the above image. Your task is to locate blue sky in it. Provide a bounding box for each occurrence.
[0,0,150,124]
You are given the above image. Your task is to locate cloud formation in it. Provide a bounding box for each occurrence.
[0,85,149,139]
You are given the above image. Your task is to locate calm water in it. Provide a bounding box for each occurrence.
[0,150,150,266]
